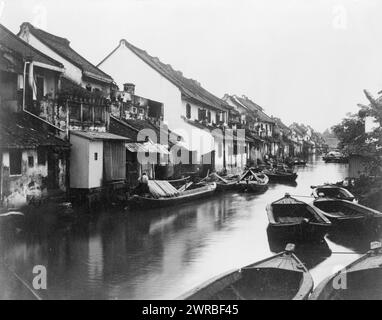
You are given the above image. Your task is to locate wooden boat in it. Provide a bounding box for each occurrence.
[312,198,382,228]
[310,242,382,300]
[167,176,191,189]
[262,168,298,182]
[129,182,217,208]
[205,172,239,191]
[266,194,332,241]
[292,158,306,166]
[311,184,356,202]
[238,169,269,193]
[322,151,348,163]
[178,244,313,300]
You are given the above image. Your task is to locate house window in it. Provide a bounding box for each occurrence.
[198,108,206,121]
[186,103,191,119]
[216,112,220,124]
[82,104,92,122]
[139,108,144,114]
[132,107,137,114]
[207,111,211,123]
[37,148,47,165]
[9,150,22,175]
[94,152,98,161]
[94,106,105,123]
[36,76,44,101]
[69,103,81,122]
[28,156,34,168]
[86,84,92,92]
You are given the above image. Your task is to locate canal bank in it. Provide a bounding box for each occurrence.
[0,156,380,299]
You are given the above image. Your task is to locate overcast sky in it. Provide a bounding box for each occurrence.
[1,0,382,132]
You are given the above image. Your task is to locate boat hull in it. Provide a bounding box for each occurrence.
[178,251,313,300]
[266,173,298,183]
[238,181,268,193]
[215,181,239,192]
[312,199,382,231]
[129,183,217,209]
[267,222,330,242]
[310,247,382,300]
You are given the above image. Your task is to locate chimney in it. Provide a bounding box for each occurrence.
[123,83,135,95]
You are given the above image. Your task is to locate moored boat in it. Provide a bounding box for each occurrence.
[292,158,307,166]
[310,242,382,300]
[311,184,356,202]
[262,168,298,183]
[312,198,382,228]
[205,172,239,191]
[322,151,348,163]
[238,169,269,193]
[178,244,313,300]
[266,194,332,241]
[129,182,217,208]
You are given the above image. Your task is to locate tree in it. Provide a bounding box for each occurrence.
[332,90,382,176]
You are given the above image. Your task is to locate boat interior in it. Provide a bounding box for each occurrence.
[314,201,365,218]
[272,203,323,224]
[325,268,382,300]
[206,268,304,300]
[316,188,353,199]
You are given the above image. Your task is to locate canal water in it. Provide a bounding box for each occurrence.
[0,157,380,299]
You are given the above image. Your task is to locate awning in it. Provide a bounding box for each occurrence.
[125,141,170,155]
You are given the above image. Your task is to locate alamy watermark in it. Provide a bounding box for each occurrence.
[32,265,47,290]
[135,125,247,166]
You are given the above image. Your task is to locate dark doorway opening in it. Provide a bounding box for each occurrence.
[47,152,60,189]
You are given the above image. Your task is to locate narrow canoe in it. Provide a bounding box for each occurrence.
[178,244,313,300]
[310,242,382,300]
[129,182,217,208]
[311,185,356,202]
[267,194,332,241]
[312,198,382,228]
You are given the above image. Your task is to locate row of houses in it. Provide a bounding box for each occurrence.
[0,22,326,209]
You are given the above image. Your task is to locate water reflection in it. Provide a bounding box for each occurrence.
[0,157,377,299]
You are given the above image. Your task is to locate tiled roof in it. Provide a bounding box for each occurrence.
[109,117,178,146]
[235,96,275,124]
[0,24,63,71]
[273,117,290,132]
[100,39,231,111]
[20,22,113,83]
[0,111,70,149]
[70,130,129,141]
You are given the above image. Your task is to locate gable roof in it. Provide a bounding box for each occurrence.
[273,117,290,132]
[0,24,63,72]
[234,95,275,124]
[19,22,113,84]
[99,39,231,112]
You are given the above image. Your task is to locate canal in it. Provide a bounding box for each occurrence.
[0,157,380,299]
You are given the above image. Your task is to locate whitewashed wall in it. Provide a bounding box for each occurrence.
[98,41,216,160]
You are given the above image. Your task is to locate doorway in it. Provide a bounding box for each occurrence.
[47,152,60,190]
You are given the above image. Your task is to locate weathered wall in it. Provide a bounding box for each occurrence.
[1,149,66,208]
